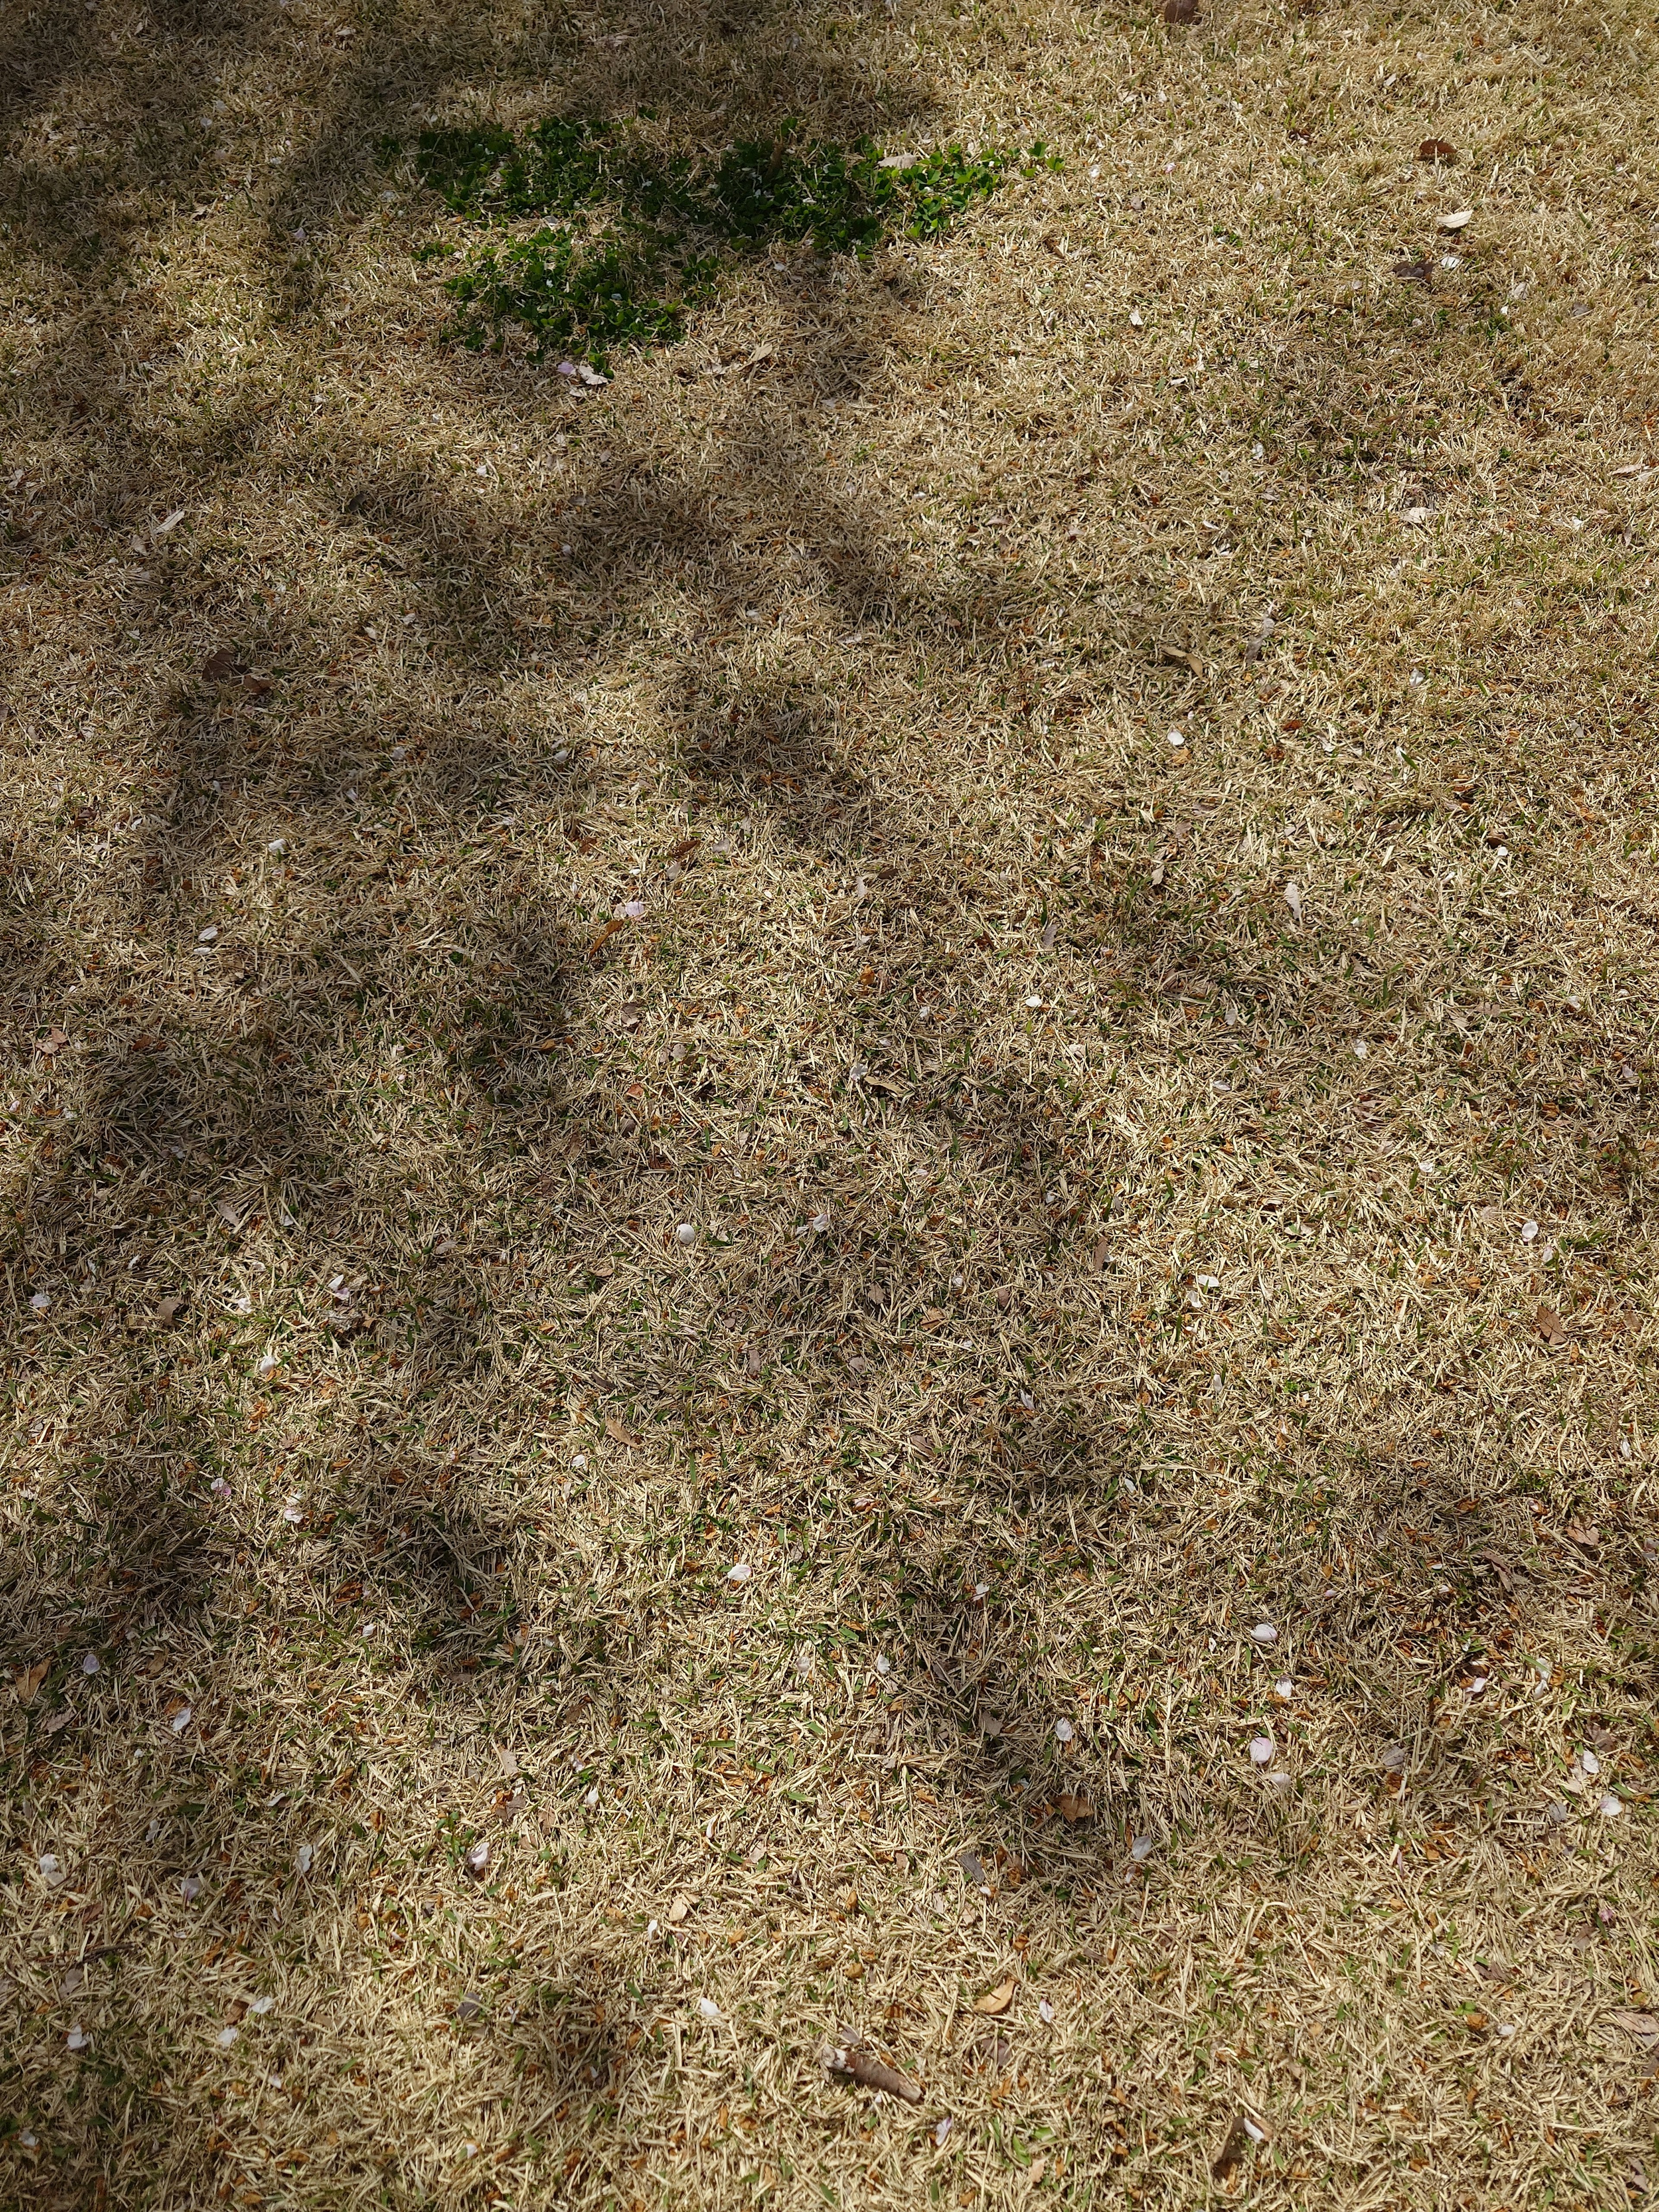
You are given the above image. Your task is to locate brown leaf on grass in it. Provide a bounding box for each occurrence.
[1162,0,1199,19]
[604,1414,640,1447]
[1392,258,1432,283]
[588,917,626,959]
[203,647,238,683]
[1057,1791,1095,1824]
[154,1295,185,1327]
[1212,2111,1268,2180]
[818,2043,923,2104]
[1536,1305,1567,1347]
[1418,138,1459,163]
[37,1027,68,1057]
[242,676,273,699]
[1611,2010,1659,2044]
[973,1977,1015,2016]
[667,1893,694,1925]
[14,1658,50,1706]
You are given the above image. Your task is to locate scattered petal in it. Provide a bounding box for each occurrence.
[1250,1622,1278,1646]
[675,1222,697,1245]
[726,1562,752,1583]
[67,2024,90,2052]
[294,1843,314,1876]
[1437,208,1473,231]
[464,1837,491,1878]
[170,1704,193,1734]
[1054,1717,1074,1743]
[1600,1792,1624,1819]
[1282,880,1302,923]
[80,1653,99,1675]
[179,1874,202,1902]
[250,1996,276,2015]
[38,1852,63,1886]
[1129,1834,1155,1862]
[197,925,219,944]
[1038,1997,1055,2023]
[934,2116,953,2147]
[1274,1677,1294,1701]
[697,1996,723,2023]
[217,2026,239,2048]
[29,1291,49,1313]
[1249,1736,1274,1765]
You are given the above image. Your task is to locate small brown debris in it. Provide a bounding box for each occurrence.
[1392,258,1432,283]
[1162,0,1200,19]
[14,1658,50,1706]
[203,646,238,683]
[1418,139,1459,164]
[1212,2110,1268,2180]
[1057,1791,1095,1824]
[973,1977,1015,2016]
[818,2043,923,2103]
[604,1414,640,1447]
[1536,1306,1567,1347]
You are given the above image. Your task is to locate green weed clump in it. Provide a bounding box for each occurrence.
[403,118,1058,368]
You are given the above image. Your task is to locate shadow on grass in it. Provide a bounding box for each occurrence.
[0,4,1576,2203]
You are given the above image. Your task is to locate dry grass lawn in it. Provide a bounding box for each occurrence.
[5,0,1659,2203]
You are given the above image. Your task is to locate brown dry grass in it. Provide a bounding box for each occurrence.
[4,0,1659,2205]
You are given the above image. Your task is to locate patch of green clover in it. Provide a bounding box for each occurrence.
[396,117,1059,369]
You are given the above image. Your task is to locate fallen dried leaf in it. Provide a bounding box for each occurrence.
[973,1977,1016,2016]
[1418,138,1459,163]
[604,1414,640,1447]
[819,2043,923,2103]
[1162,0,1200,19]
[1212,2110,1268,2180]
[1536,1305,1567,1347]
[15,1658,49,1706]
[1437,208,1473,232]
[203,646,238,683]
[1057,1791,1094,1823]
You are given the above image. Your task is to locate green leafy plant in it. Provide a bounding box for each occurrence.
[400,115,1059,368]
[442,228,715,367]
